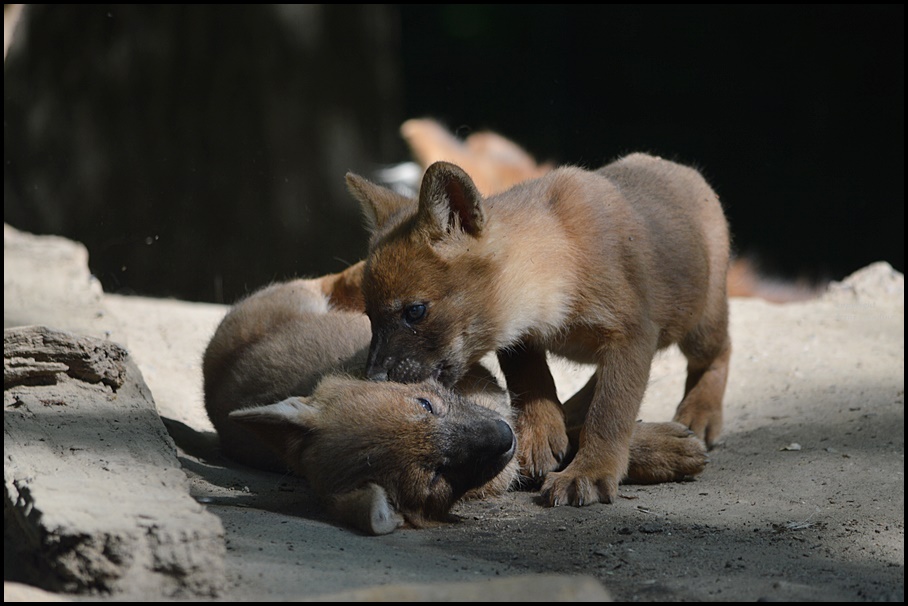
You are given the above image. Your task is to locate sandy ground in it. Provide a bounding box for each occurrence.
[3,224,904,602]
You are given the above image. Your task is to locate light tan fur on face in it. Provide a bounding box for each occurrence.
[352,152,731,507]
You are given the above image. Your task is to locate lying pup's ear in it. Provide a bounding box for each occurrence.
[230,401,404,535]
[229,397,320,455]
[330,483,404,536]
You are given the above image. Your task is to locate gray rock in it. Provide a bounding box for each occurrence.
[4,326,225,599]
[3,224,117,340]
[822,260,904,306]
[3,581,71,602]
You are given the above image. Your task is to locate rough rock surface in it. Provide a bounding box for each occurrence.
[4,326,225,599]
[3,224,115,340]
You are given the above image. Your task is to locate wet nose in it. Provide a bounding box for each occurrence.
[492,419,516,456]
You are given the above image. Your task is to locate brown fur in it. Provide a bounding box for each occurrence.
[349,152,731,506]
[203,277,518,534]
[203,271,708,532]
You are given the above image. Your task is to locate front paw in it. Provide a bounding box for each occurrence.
[540,466,619,507]
[516,399,569,481]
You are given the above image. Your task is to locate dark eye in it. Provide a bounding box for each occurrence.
[416,397,434,414]
[403,303,427,324]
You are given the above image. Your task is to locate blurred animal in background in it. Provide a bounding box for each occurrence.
[4,4,23,61]
[377,118,549,199]
[725,255,824,303]
[384,118,825,303]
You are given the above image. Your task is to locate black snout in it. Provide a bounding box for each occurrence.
[443,418,516,495]
[468,418,516,462]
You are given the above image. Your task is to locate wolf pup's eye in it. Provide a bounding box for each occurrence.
[416,397,434,414]
[403,303,427,324]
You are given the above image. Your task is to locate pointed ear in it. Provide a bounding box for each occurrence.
[229,396,320,429]
[417,161,485,239]
[330,483,404,535]
[345,172,415,233]
[228,397,321,456]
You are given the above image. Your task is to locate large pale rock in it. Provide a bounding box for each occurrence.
[821,260,904,307]
[3,224,118,340]
[4,326,225,598]
[3,581,71,602]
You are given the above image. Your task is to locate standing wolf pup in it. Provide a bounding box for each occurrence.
[348,152,731,507]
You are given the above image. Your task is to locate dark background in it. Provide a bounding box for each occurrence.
[4,5,903,304]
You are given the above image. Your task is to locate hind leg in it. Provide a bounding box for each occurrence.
[563,376,708,483]
[625,421,708,483]
[674,296,731,447]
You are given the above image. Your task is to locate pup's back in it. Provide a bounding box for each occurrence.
[203,279,371,469]
[596,153,730,346]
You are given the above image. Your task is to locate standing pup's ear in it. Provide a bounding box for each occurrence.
[346,173,415,234]
[330,483,404,536]
[418,161,485,239]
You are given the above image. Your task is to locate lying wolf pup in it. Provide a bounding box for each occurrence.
[203,272,708,534]
[203,274,517,535]
[349,152,731,508]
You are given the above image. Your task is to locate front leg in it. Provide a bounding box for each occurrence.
[541,337,655,506]
[497,344,569,482]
